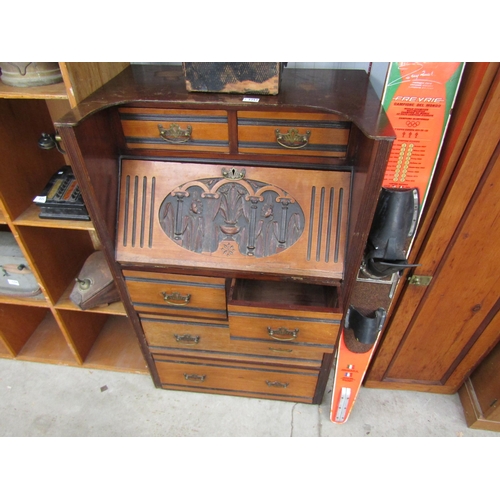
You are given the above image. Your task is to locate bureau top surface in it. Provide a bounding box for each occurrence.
[56,64,395,140]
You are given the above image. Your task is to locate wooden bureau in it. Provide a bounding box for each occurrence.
[56,64,394,404]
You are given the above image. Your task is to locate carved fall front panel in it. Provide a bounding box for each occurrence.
[116,160,351,281]
[158,169,305,258]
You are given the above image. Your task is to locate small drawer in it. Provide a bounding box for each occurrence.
[119,108,229,152]
[154,355,319,402]
[123,270,227,319]
[237,111,350,157]
[228,312,340,345]
[141,314,230,350]
[228,278,341,345]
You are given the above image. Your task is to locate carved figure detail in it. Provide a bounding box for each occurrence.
[159,174,304,258]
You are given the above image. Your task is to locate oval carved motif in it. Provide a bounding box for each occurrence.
[158,175,305,258]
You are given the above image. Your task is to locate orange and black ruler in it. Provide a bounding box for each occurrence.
[330,63,465,424]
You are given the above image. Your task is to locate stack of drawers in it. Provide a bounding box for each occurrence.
[119,108,350,157]
[123,270,341,403]
[117,103,349,403]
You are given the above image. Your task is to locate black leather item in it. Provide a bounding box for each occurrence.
[345,305,387,345]
[364,187,420,278]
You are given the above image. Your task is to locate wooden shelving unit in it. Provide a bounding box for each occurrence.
[0,62,148,375]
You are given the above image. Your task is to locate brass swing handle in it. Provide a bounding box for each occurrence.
[184,373,206,382]
[275,128,311,149]
[158,123,193,143]
[174,334,200,344]
[266,380,289,389]
[161,291,191,305]
[267,326,299,341]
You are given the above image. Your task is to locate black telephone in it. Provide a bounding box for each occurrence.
[34,166,90,220]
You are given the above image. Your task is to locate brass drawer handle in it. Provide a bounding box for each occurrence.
[158,123,192,143]
[161,291,191,305]
[267,326,299,342]
[275,128,311,149]
[266,380,289,389]
[184,373,206,382]
[174,334,200,344]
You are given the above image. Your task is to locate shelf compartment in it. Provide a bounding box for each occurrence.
[15,225,96,304]
[0,80,68,100]
[0,303,49,355]
[14,203,95,231]
[55,308,109,363]
[0,100,63,221]
[16,310,79,365]
[83,315,148,374]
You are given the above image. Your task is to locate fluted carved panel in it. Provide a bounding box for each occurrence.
[117,160,351,281]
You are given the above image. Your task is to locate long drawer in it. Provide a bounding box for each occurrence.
[154,354,319,402]
[119,108,229,152]
[123,270,227,319]
[141,314,330,365]
[237,111,350,157]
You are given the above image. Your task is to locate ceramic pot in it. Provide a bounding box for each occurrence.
[0,62,63,87]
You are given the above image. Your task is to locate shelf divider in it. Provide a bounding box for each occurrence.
[0,336,14,358]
